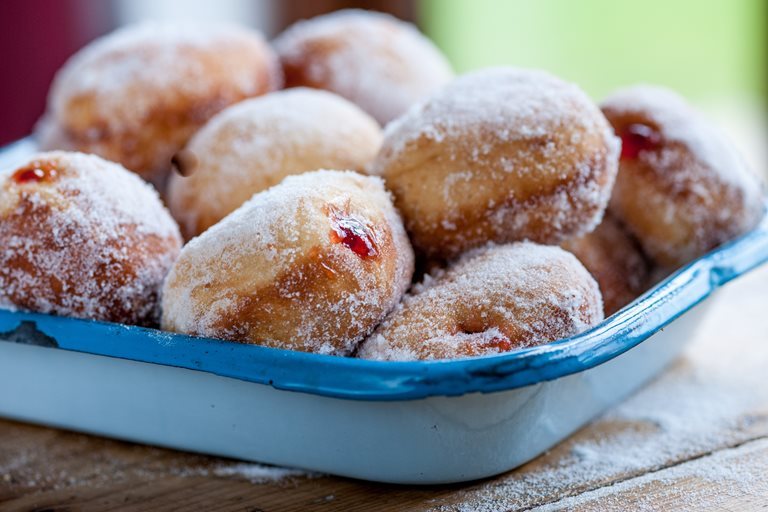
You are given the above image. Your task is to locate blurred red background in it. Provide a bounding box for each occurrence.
[0,0,414,146]
[0,0,114,145]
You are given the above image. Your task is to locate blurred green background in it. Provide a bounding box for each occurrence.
[421,0,766,103]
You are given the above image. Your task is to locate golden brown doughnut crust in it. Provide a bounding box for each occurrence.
[273,9,453,125]
[161,170,414,355]
[602,85,765,268]
[562,214,650,316]
[167,88,382,239]
[371,67,620,259]
[0,152,182,326]
[37,23,282,188]
[357,242,604,361]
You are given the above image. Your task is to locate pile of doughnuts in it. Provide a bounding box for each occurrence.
[1,10,764,361]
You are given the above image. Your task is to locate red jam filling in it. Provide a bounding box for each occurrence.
[329,209,378,260]
[12,160,59,184]
[479,335,513,353]
[620,123,661,160]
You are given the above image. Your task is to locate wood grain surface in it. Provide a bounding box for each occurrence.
[1,265,767,512]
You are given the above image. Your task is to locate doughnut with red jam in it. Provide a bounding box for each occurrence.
[0,151,182,325]
[602,85,765,268]
[161,170,414,355]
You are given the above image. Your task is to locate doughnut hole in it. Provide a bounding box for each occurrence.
[357,242,604,361]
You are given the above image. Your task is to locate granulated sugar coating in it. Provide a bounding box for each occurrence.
[372,67,620,259]
[47,23,278,121]
[358,242,603,360]
[162,170,414,355]
[274,9,454,125]
[0,151,182,326]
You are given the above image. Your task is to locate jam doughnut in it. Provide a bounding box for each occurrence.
[273,9,453,125]
[602,85,765,267]
[167,88,382,239]
[0,152,182,326]
[357,242,603,361]
[161,170,414,355]
[562,215,650,316]
[371,67,620,259]
[37,22,281,188]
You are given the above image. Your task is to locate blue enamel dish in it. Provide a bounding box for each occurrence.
[1,137,766,483]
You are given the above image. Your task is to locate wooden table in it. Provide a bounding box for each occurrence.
[2,265,767,511]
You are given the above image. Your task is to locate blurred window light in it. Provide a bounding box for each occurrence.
[114,0,275,33]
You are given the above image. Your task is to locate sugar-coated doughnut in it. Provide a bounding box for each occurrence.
[0,152,182,325]
[273,9,453,125]
[357,242,603,361]
[602,85,765,268]
[371,67,620,259]
[562,214,650,316]
[162,170,414,355]
[37,22,282,188]
[167,88,382,239]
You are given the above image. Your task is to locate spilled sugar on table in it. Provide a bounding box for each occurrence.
[1,265,767,512]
